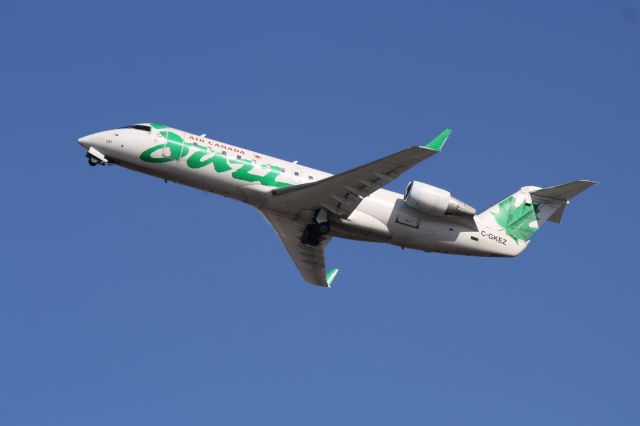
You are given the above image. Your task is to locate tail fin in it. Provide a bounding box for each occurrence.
[478,180,597,245]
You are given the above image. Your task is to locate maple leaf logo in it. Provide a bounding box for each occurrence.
[491,196,540,243]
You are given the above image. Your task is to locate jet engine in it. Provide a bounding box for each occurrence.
[404,181,476,216]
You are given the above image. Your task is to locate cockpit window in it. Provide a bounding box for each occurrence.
[120,124,151,132]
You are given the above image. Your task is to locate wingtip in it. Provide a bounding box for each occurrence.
[326,268,339,287]
[424,128,452,152]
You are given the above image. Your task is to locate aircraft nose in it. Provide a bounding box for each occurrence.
[78,133,95,148]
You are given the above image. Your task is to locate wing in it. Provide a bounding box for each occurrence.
[261,210,339,287]
[271,129,452,217]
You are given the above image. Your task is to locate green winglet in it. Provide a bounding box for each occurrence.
[326,268,339,288]
[424,128,452,152]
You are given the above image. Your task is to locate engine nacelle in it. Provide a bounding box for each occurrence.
[404,181,476,216]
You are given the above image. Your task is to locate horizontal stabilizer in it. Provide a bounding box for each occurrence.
[531,180,597,201]
[531,179,597,224]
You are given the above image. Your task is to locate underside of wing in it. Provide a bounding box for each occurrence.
[261,210,338,287]
[271,129,451,218]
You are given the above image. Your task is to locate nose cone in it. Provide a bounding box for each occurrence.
[78,133,95,148]
[78,132,101,148]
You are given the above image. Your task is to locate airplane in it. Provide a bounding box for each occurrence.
[77,123,596,287]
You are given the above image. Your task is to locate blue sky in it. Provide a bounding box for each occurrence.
[1,1,638,424]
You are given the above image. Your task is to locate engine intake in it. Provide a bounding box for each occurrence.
[404,181,476,216]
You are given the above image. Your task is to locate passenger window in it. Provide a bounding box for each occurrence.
[294,171,299,176]
[221,151,227,157]
[308,176,314,180]
[236,154,242,160]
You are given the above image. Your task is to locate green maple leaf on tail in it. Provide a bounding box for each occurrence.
[492,196,540,242]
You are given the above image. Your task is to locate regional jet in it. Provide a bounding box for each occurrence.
[78,124,595,287]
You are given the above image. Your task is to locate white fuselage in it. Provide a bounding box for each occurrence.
[78,125,523,258]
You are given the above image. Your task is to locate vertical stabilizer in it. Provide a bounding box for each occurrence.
[477,180,596,247]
